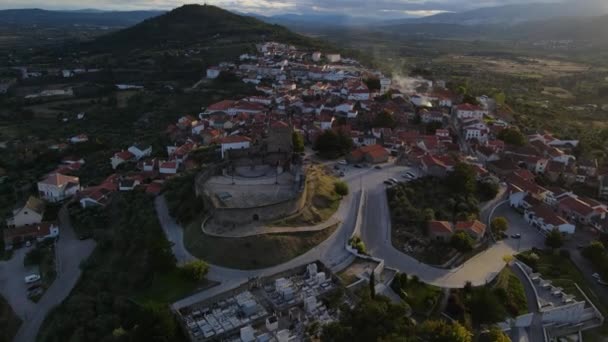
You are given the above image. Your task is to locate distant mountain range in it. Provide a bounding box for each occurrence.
[385,1,608,26]
[0,8,164,27]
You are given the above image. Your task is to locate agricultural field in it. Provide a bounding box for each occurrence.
[435,55,591,79]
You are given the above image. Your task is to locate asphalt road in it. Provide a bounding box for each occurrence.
[5,206,96,342]
[159,187,359,310]
[356,165,546,288]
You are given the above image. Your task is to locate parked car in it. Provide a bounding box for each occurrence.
[374,165,382,170]
[354,164,362,168]
[24,274,40,284]
[405,171,416,179]
[334,165,341,170]
[338,160,347,165]
[592,273,601,280]
[511,234,521,239]
[339,171,345,177]
[384,180,394,186]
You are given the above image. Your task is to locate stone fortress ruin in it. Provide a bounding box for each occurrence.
[196,121,307,227]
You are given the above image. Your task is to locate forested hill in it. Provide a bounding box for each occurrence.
[86,4,325,52]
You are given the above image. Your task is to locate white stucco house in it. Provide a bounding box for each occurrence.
[6,196,45,228]
[219,136,251,159]
[37,173,80,203]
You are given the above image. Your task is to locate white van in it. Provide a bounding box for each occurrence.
[24,274,40,284]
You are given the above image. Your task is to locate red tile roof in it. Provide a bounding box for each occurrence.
[559,196,595,217]
[219,135,252,144]
[428,221,453,235]
[455,220,486,236]
[115,151,135,161]
[4,222,57,241]
[39,173,79,187]
[207,100,235,111]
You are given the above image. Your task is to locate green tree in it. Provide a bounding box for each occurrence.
[545,229,564,251]
[373,111,397,128]
[451,231,474,252]
[292,132,305,153]
[469,287,507,327]
[480,326,511,342]
[334,181,349,197]
[180,260,209,281]
[497,128,526,146]
[417,320,472,342]
[321,296,412,342]
[494,92,506,106]
[582,241,605,260]
[478,178,499,201]
[314,130,352,159]
[446,163,477,195]
[491,217,509,236]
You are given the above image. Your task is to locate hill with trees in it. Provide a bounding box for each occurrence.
[86,4,325,53]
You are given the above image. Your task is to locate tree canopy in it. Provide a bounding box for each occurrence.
[417,320,472,342]
[497,128,526,146]
[446,163,477,195]
[292,131,305,153]
[314,130,353,159]
[491,217,509,236]
[545,229,564,250]
[451,231,475,252]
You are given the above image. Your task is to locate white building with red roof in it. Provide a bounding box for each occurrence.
[111,150,135,169]
[219,135,251,158]
[454,103,488,120]
[37,173,80,202]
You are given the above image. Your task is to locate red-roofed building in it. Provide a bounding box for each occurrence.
[455,220,487,241]
[428,221,453,241]
[347,144,389,164]
[419,154,455,178]
[525,204,575,234]
[454,103,488,120]
[558,196,601,224]
[3,222,59,249]
[159,161,179,175]
[37,173,80,202]
[204,100,236,115]
[219,135,252,158]
[111,150,135,169]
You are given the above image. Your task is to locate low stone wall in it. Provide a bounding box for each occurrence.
[209,189,307,226]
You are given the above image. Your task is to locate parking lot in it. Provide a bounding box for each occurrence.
[0,247,40,319]
[492,202,546,253]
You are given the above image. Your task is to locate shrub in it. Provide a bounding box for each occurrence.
[559,249,570,259]
[179,260,209,281]
[334,181,349,197]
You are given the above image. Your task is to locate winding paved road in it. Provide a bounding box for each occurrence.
[2,206,96,342]
[160,161,547,310]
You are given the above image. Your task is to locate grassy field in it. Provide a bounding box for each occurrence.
[133,270,217,305]
[271,166,341,227]
[0,295,21,342]
[184,220,338,269]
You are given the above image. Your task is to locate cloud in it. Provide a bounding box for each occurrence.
[0,0,572,17]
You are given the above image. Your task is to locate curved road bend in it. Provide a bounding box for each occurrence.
[156,187,360,310]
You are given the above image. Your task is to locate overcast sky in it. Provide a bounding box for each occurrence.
[0,0,569,18]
